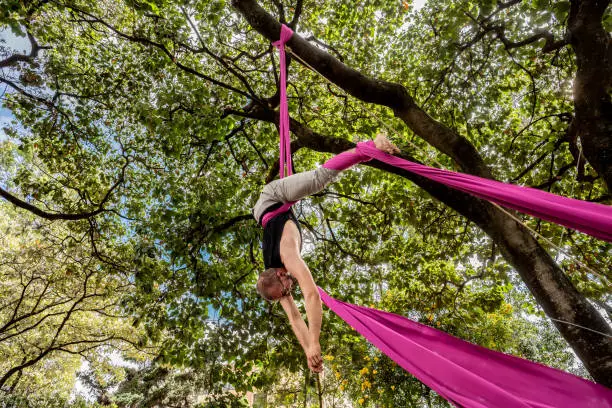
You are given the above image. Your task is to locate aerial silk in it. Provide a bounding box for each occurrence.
[319,288,612,408]
[270,24,612,242]
[270,24,612,406]
[258,24,298,228]
[273,24,294,179]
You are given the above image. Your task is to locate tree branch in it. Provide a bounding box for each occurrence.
[0,31,50,68]
[180,6,259,98]
[289,0,304,28]
[493,27,569,53]
[0,155,127,221]
[0,186,105,221]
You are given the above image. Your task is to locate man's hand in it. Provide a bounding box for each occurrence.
[305,342,323,373]
[374,133,400,154]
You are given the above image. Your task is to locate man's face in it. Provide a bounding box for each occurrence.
[269,269,296,301]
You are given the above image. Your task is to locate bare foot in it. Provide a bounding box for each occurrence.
[374,133,401,154]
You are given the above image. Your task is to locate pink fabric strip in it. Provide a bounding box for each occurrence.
[355,143,612,242]
[319,288,612,408]
[273,24,294,179]
[322,141,374,170]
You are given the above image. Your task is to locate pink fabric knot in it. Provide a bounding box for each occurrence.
[272,24,294,48]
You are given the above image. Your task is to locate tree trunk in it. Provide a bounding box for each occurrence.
[568,0,612,191]
[303,369,309,408]
[231,0,612,386]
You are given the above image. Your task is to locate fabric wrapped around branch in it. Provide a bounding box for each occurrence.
[355,143,612,242]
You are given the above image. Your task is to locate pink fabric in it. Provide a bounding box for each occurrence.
[273,24,294,179]
[319,288,612,408]
[323,141,373,170]
[261,201,296,227]
[262,24,295,228]
[355,143,612,242]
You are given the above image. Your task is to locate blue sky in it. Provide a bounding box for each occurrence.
[0,27,30,52]
[1,28,31,128]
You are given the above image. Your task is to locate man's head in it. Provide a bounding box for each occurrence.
[256,267,296,302]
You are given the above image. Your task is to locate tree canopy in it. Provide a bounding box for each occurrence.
[0,0,610,406]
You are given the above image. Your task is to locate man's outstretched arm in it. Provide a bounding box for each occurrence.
[280,294,322,372]
[280,295,312,351]
[281,237,323,372]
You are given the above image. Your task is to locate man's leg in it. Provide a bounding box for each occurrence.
[270,167,340,203]
[253,136,400,221]
[253,167,339,222]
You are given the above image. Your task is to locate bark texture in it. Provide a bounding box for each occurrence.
[568,0,612,190]
[232,0,612,386]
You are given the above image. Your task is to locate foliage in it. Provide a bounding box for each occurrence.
[108,365,250,408]
[0,393,107,408]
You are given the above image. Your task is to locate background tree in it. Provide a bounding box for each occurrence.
[0,201,151,400]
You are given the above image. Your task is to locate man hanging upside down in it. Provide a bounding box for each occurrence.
[253,134,400,372]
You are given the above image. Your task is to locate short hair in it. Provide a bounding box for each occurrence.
[256,268,281,301]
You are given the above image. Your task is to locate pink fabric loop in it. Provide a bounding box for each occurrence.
[354,143,612,242]
[272,24,294,48]
[261,201,296,228]
[273,24,294,179]
[319,288,612,408]
[323,141,374,170]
